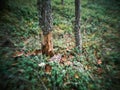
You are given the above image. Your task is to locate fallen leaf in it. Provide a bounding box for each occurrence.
[34,49,42,55]
[74,73,79,79]
[60,55,67,63]
[64,61,72,66]
[85,65,91,70]
[25,49,42,56]
[97,59,102,65]
[12,51,24,57]
[45,64,52,74]
[25,51,33,56]
[68,54,74,60]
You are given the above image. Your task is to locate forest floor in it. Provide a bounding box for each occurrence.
[0,0,120,90]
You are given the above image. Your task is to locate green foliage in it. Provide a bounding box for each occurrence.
[0,0,120,90]
[0,0,39,40]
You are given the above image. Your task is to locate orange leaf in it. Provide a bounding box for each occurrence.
[45,64,52,74]
[97,59,102,65]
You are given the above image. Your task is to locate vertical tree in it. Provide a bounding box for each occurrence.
[37,0,54,56]
[0,0,8,10]
[61,0,64,5]
[74,0,82,52]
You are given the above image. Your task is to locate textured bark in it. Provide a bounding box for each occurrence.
[61,0,64,5]
[74,0,82,52]
[38,0,54,56]
[42,32,54,56]
[0,0,8,10]
[37,0,52,35]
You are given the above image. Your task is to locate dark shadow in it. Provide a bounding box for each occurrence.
[88,0,120,89]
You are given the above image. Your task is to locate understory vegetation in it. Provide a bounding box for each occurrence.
[0,0,120,90]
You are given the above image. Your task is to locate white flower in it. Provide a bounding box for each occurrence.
[38,62,45,67]
[62,70,66,73]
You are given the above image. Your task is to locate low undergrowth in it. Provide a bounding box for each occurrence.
[0,0,120,90]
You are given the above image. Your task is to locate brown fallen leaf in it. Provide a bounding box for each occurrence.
[45,64,52,74]
[25,49,42,56]
[12,51,24,57]
[60,55,67,63]
[97,59,102,65]
[74,73,79,79]
[25,51,33,56]
[64,61,73,66]
[85,65,91,70]
[68,54,74,60]
[34,49,42,55]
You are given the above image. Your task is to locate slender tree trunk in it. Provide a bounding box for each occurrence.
[38,0,54,56]
[0,0,8,10]
[74,0,82,52]
[61,0,64,5]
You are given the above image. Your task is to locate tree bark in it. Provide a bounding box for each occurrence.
[38,0,54,56]
[42,32,54,56]
[61,0,64,5]
[74,0,82,52]
[0,0,8,10]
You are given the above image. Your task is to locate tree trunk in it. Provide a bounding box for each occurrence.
[42,32,54,56]
[0,0,8,10]
[74,0,82,52]
[61,0,64,5]
[38,0,54,56]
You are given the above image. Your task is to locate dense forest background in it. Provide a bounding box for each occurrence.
[0,0,120,90]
